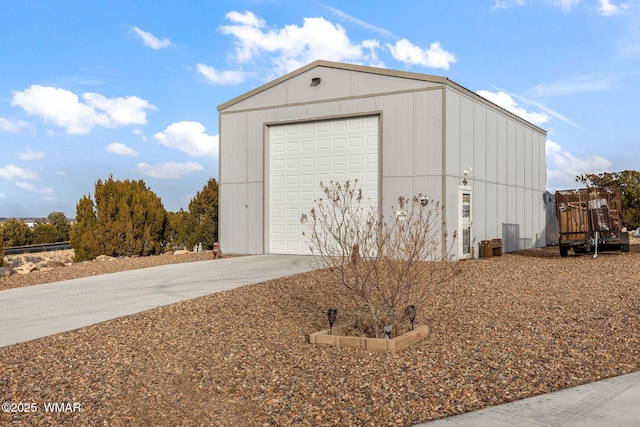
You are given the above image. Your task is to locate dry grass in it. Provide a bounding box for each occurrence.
[1,246,639,426]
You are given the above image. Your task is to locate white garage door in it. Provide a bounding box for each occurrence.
[268,116,379,254]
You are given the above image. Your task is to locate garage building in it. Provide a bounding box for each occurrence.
[217,60,547,259]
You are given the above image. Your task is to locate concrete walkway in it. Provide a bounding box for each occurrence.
[0,254,315,347]
[416,370,640,426]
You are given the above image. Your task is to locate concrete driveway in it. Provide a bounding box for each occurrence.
[0,255,315,347]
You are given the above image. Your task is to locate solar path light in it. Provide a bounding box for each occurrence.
[327,308,337,335]
[406,305,416,330]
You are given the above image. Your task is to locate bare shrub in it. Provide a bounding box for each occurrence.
[301,180,457,338]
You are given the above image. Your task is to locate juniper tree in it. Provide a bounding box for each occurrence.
[47,211,70,242]
[0,218,31,247]
[188,177,218,249]
[70,195,101,261]
[31,223,59,244]
[70,176,168,260]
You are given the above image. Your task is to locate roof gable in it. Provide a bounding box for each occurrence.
[217,60,447,112]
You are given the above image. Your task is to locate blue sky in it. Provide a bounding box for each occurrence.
[1,0,639,218]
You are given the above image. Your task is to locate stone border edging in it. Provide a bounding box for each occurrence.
[309,325,429,352]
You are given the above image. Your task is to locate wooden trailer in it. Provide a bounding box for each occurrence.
[555,187,630,257]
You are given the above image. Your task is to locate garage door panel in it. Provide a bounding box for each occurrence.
[269,116,379,254]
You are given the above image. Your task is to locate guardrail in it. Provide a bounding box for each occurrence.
[4,242,71,255]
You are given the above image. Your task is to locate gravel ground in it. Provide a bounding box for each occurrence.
[0,250,214,291]
[1,246,639,426]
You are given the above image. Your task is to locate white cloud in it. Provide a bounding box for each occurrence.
[107,142,138,156]
[597,0,629,15]
[197,64,248,85]
[135,161,204,179]
[546,139,613,189]
[214,10,458,81]
[387,39,456,70]
[555,0,581,12]
[0,117,30,133]
[493,0,629,14]
[0,164,38,181]
[153,121,218,157]
[324,6,397,39]
[220,11,366,75]
[11,85,156,135]
[83,92,155,127]
[528,72,617,97]
[133,129,147,141]
[18,148,45,160]
[477,90,550,126]
[492,0,527,9]
[131,27,171,49]
[15,181,56,200]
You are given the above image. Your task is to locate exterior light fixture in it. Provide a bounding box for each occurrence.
[384,325,393,339]
[463,167,472,186]
[406,305,416,330]
[310,77,321,87]
[420,196,429,207]
[327,308,337,335]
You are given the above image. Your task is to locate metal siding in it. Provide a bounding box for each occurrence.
[486,182,498,238]
[516,126,525,187]
[504,185,518,252]
[536,133,546,191]
[445,176,460,251]
[247,182,264,253]
[220,182,249,254]
[445,92,460,177]
[497,116,508,184]
[353,71,434,96]
[507,121,517,185]
[224,81,288,112]
[275,105,308,121]
[474,180,487,244]
[341,97,379,114]
[459,97,474,177]
[486,110,498,183]
[247,110,275,182]
[378,93,414,176]
[473,103,487,183]
[382,176,414,212]
[412,176,443,207]
[415,90,443,176]
[524,129,533,189]
[307,101,343,117]
[220,113,248,183]
[287,68,355,104]
[515,186,524,234]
